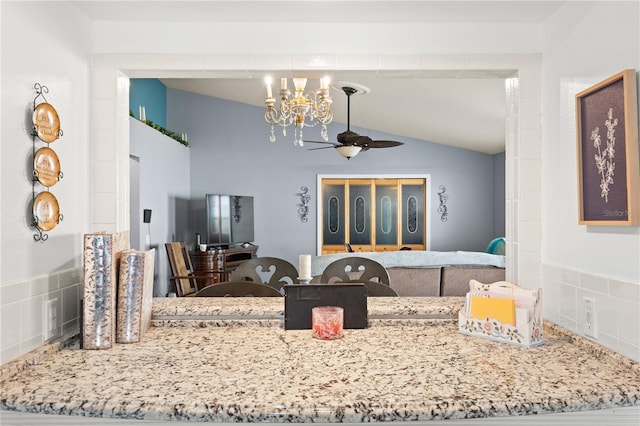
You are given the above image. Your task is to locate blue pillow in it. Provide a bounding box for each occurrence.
[486,237,505,255]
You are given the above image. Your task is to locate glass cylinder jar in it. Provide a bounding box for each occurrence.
[312,306,344,340]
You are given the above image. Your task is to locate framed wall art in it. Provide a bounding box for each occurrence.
[576,69,639,225]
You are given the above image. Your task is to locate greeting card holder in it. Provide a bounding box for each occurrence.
[458,280,543,348]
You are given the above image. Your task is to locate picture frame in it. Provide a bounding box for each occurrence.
[576,69,639,225]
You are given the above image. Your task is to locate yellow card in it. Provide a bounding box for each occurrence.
[470,296,516,325]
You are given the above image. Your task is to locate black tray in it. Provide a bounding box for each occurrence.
[283,283,367,330]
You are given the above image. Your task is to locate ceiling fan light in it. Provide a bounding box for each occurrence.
[336,145,362,159]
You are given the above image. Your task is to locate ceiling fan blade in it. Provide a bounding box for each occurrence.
[348,135,372,146]
[368,140,404,148]
[304,140,338,146]
[307,146,335,151]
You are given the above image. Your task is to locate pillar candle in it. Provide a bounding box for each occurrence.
[299,254,311,279]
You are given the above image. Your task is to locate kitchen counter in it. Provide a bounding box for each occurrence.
[150,296,464,327]
[1,297,639,422]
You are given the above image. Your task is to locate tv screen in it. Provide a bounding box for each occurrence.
[206,194,254,246]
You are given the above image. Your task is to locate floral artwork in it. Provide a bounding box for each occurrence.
[576,69,639,225]
[590,108,618,203]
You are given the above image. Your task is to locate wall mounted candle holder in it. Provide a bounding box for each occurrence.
[298,186,311,222]
[437,185,448,222]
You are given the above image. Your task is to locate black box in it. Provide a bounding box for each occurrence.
[283,283,368,330]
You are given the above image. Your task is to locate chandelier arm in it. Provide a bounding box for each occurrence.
[264,106,280,125]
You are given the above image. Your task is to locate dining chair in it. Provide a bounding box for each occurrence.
[194,281,283,297]
[229,257,299,292]
[320,256,396,296]
[362,280,399,297]
[165,242,215,297]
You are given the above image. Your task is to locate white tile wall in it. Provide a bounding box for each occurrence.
[0,269,81,364]
[542,262,640,362]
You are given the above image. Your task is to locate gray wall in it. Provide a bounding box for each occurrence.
[493,151,506,239]
[130,118,191,296]
[167,89,503,267]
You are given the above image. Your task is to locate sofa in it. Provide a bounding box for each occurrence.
[310,251,506,297]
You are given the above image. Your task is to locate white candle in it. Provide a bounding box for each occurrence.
[141,106,146,122]
[138,106,142,120]
[281,78,287,91]
[266,83,273,98]
[299,254,311,279]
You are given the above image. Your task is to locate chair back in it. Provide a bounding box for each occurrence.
[229,257,299,291]
[320,257,395,297]
[320,256,391,286]
[194,281,283,297]
[363,280,399,297]
[165,242,198,297]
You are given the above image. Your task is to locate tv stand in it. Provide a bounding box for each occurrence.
[190,245,258,287]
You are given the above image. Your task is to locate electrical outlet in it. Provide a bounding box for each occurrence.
[43,298,58,341]
[583,296,597,339]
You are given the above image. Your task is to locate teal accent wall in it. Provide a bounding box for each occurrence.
[130,78,167,128]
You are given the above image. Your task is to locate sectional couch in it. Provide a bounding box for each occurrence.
[310,251,506,297]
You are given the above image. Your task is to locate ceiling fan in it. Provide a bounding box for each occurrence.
[305,83,404,159]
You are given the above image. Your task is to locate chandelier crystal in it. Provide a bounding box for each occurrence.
[264,76,333,146]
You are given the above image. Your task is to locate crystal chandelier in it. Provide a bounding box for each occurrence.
[264,76,333,146]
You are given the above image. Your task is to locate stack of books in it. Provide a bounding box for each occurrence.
[458,280,543,347]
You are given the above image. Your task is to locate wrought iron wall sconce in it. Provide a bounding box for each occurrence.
[437,185,448,222]
[232,196,241,223]
[298,186,311,222]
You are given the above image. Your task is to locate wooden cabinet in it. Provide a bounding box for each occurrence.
[189,250,221,289]
[320,178,426,254]
[190,245,258,287]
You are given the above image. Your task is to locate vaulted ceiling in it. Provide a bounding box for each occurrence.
[74,1,566,154]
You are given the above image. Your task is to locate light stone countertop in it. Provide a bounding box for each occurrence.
[151,296,464,325]
[1,297,639,422]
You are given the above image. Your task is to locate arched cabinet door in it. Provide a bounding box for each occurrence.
[322,180,346,252]
[401,180,426,248]
[349,180,372,249]
[375,180,398,250]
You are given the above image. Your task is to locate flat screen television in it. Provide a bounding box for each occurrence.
[205,194,254,247]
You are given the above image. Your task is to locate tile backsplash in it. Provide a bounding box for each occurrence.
[1,268,81,364]
[542,262,640,362]
[2,262,637,363]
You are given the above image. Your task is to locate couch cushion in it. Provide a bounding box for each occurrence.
[440,266,506,296]
[387,267,441,297]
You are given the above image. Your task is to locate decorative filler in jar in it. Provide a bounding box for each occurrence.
[312,306,344,340]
